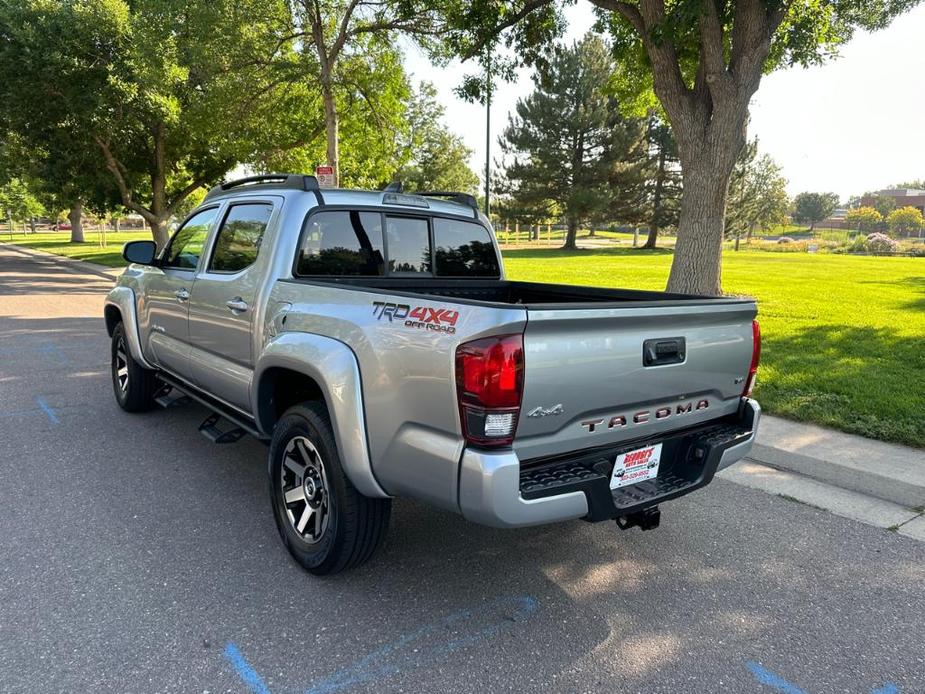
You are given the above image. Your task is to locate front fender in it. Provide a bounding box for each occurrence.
[253,332,388,499]
[105,286,155,370]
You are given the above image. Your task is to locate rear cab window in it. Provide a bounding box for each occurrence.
[295,209,500,279]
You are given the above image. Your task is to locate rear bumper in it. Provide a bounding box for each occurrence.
[458,399,760,528]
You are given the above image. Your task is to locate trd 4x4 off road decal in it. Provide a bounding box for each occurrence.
[372,301,460,335]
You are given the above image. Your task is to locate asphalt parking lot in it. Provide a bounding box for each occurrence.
[1,245,924,694]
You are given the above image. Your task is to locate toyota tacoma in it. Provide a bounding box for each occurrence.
[105,174,761,575]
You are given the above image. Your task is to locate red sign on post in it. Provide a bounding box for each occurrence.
[315,165,335,188]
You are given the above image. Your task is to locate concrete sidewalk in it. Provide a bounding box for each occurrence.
[751,415,925,508]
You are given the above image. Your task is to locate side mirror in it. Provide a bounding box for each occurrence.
[123,240,158,266]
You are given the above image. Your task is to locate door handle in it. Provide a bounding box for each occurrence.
[175,288,190,302]
[226,298,249,313]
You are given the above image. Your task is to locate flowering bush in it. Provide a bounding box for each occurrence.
[865,233,899,254]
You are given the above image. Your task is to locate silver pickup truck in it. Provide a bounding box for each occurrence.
[105,174,761,575]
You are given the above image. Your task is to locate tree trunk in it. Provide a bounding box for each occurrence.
[666,162,731,296]
[645,134,668,250]
[562,217,578,250]
[322,81,339,187]
[149,218,170,250]
[113,218,120,233]
[29,217,36,233]
[68,202,85,243]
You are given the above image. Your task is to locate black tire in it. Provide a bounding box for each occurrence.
[268,402,391,575]
[111,322,158,412]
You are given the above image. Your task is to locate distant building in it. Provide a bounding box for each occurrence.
[860,189,925,214]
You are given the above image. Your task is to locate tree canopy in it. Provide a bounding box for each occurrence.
[792,191,838,231]
[0,0,301,247]
[437,0,922,294]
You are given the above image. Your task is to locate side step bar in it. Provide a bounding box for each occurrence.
[199,412,246,444]
[155,372,265,442]
[154,384,191,409]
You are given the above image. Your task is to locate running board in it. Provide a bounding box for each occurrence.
[198,412,246,444]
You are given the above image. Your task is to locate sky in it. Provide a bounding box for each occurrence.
[404,3,925,202]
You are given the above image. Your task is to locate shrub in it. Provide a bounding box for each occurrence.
[845,206,882,233]
[865,232,899,254]
[886,206,924,236]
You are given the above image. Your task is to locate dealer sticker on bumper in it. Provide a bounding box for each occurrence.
[610,443,663,490]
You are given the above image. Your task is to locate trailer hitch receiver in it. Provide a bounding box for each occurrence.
[616,506,661,531]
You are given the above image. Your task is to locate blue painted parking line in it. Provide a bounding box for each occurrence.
[223,642,271,694]
[35,397,60,425]
[222,595,539,694]
[747,661,901,694]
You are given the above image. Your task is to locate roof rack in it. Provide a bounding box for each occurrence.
[415,191,479,212]
[204,173,323,202]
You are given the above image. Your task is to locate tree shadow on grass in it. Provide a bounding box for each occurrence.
[759,322,925,447]
[855,275,925,311]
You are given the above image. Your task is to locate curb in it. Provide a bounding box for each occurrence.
[747,443,925,509]
[1,241,124,280]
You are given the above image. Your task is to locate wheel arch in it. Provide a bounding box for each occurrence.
[104,286,155,370]
[253,333,388,499]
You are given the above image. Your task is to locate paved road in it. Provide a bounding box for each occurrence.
[1,244,923,694]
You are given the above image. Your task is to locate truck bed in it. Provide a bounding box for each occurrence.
[294,278,752,309]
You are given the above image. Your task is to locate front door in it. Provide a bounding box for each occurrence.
[141,206,220,378]
[187,201,275,410]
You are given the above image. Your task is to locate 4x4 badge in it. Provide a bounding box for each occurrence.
[527,404,564,418]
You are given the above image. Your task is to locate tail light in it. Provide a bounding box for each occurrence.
[455,334,524,448]
[743,319,761,397]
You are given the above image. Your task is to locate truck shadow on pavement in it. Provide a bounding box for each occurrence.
[1,314,922,693]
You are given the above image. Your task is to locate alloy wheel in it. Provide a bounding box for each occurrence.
[280,436,330,544]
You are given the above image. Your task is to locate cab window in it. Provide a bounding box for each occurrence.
[433,218,500,277]
[163,208,218,270]
[385,216,431,275]
[297,211,385,276]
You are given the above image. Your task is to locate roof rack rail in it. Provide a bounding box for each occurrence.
[415,191,479,212]
[204,173,323,202]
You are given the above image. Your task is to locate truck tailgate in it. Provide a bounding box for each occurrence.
[515,300,757,461]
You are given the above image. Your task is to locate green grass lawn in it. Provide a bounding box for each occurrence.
[503,247,925,448]
[2,230,150,267]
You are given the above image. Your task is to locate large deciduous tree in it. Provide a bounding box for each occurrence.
[500,33,647,249]
[284,0,443,187]
[392,82,480,194]
[0,0,297,248]
[440,0,921,294]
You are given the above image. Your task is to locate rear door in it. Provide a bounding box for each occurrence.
[186,200,275,409]
[514,300,757,461]
[141,207,219,377]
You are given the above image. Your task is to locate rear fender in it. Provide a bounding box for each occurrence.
[253,332,388,499]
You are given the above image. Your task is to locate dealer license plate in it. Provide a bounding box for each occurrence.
[609,443,663,490]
